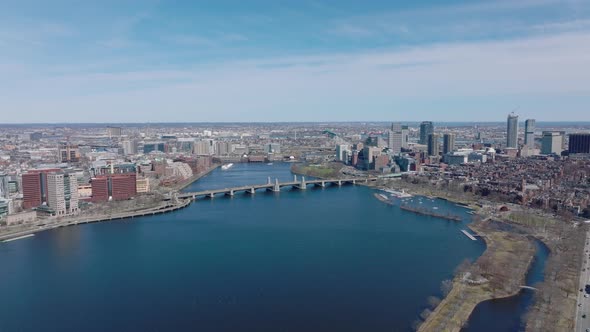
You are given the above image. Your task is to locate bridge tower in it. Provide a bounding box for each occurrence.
[273,178,280,192]
[268,176,272,185]
[293,175,298,182]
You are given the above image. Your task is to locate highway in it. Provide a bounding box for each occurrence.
[575,229,590,332]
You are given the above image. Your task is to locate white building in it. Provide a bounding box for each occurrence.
[541,131,564,155]
[47,172,79,216]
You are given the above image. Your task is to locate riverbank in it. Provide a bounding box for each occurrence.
[0,198,192,242]
[168,164,220,192]
[418,218,536,332]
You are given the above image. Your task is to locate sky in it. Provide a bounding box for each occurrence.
[1,0,589,123]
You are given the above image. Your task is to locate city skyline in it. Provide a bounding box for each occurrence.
[1,0,590,122]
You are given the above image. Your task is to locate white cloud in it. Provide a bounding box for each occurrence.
[1,30,590,122]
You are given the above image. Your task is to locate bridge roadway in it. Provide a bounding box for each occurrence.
[178,175,378,199]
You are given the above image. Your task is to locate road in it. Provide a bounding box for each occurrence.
[575,229,590,332]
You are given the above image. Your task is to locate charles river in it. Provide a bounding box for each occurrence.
[0,163,546,331]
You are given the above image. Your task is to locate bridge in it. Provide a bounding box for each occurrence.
[177,175,378,199]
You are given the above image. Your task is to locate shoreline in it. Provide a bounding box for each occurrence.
[0,199,192,242]
[168,164,220,192]
[419,219,535,331]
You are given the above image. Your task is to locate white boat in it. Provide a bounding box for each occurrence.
[267,163,273,166]
[382,189,413,198]
[221,163,234,170]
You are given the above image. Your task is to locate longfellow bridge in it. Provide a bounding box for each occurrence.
[177,175,379,199]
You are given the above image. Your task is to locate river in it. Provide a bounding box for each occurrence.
[0,163,498,331]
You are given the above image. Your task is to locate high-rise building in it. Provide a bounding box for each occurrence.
[388,123,403,154]
[335,144,350,162]
[401,125,409,149]
[569,133,590,154]
[193,141,212,155]
[46,172,79,216]
[443,133,456,154]
[0,173,9,199]
[215,141,232,156]
[57,143,80,163]
[22,169,60,209]
[524,119,536,146]
[541,131,564,155]
[121,140,138,155]
[107,126,122,138]
[265,143,281,154]
[420,121,434,145]
[427,133,440,156]
[143,142,166,154]
[506,113,519,148]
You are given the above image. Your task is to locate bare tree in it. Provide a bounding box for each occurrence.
[427,296,442,309]
[441,279,453,297]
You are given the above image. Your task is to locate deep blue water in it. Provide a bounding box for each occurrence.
[463,239,550,331]
[0,163,488,332]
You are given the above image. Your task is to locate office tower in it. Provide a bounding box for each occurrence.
[22,169,60,209]
[265,143,281,154]
[143,142,166,154]
[46,172,79,216]
[401,125,409,149]
[107,126,122,138]
[506,113,519,148]
[193,141,211,155]
[443,133,456,154]
[569,133,590,154]
[420,121,434,145]
[0,173,9,199]
[524,119,536,146]
[121,140,138,155]
[427,133,440,156]
[335,144,350,162]
[57,143,80,163]
[541,131,564,155]
[388,123,403,154]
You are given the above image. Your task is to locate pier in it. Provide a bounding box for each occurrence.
[461,229,477,241]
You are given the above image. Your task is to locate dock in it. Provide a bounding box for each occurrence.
[461,229,477,241]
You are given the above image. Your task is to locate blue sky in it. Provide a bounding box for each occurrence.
[1,0,589,122]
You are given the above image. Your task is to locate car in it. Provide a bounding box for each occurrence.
[585,294,589,298]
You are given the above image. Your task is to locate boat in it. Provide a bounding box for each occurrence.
[382,189,413,198]
[221,163,234,170]
[267,163,273,166]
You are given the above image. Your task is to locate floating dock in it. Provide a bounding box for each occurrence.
[2,234,35,243]
[461,229,477,241]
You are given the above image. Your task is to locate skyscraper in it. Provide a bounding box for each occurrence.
[388,123,403,154]
[107,126,122,138]
[541,131,564,155]
[443,133,456,154]
[569,133,590,154]
[524,119,536,146]
[427,133,440,156]
[506,113,519,148]
[121,139,138,155]
[0,173,9,199]
[47,171,79,216]
[420,121,434,145]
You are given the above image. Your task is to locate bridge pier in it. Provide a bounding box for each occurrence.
[315,181,325,188]
[208,193,215,199]
[273,178,280,192]
[352,179,356,185]
[337,180,342,186]
[297,176,307,190]
[225,190,234,197]
[247,188,256,195]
